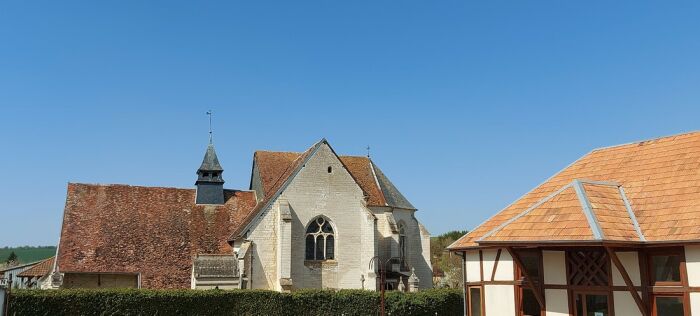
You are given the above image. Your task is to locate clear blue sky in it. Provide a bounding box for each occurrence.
[1,1,700,247]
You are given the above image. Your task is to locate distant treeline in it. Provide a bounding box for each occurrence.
[0,246,56,264]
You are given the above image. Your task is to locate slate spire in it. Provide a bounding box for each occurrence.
[196,143,225,204]
[196,111,225,204]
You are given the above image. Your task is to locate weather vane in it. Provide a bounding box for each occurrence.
[366,145,371,158]
[206,110,213,144]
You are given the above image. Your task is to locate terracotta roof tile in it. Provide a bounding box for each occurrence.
[339,156,387,206]
[17,257,54,278]
[250,148,412,209]
[450,131,700,249]
[57,183,257,288]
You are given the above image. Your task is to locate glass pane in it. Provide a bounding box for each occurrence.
[305,235,315,260]
[316,235,324,260]
[306,221,319,234]
[585,294,608,316]
[655,296,684,316]
[521,289,541,316]
[519,251,540,280]
[469,288,482,316]
[652,255,681,283]
[322,221,333,233]
[576,294,583,316]
[326,235,334,260]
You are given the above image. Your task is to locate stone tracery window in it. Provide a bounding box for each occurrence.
[305,217,335,260]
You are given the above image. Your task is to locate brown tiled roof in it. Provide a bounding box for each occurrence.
[17,257,54,277]
[253,151,302,197]
[340,156,386,206]
[229,142,319,239]
[450,131,700,249]
[57,183,257,288]
[251,150,413,209]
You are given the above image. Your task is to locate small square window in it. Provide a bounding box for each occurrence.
[651,255,681,284]
[327,166,332,173]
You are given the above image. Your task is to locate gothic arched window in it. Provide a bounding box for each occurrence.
[398,222,407,260]
[305,217,335,261]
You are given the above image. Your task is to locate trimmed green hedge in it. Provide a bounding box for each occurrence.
[9,288,463,316]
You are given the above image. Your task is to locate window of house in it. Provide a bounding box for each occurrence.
[305,217,335,261]
[516,250,542,316]
[650,254,682,284]
[574,292,610,316]
[652,295,685,316]
[469,286,483,316]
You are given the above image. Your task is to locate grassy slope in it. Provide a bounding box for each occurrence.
[0,246,56,264]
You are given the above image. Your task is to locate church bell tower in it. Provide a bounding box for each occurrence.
[196,111,225,204]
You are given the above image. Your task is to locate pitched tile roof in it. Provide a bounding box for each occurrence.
[229,141,321,240]
[251,149,415,209]
[57,183,257,288]
[17,257,54,278]
[450,131,700,249]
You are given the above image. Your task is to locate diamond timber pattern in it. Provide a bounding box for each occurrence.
[566,250,610,286]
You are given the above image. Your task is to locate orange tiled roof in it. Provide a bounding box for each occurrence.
[450,131,700,249]
[17,257,55,277]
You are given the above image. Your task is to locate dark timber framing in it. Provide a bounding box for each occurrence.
[458,244,696,316]
[506,247,545,310]
[605,246,647,316]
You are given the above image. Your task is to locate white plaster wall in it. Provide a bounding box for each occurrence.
[611,251,641,286]
[466,250,482,282]
[613,291,642,316]
[481,249,497,281]
[543,251,566,285]
[686,245,700,287]
[485,284,515,316]
[495,249,514,281]
[545,289,569,316]
[481,249,514,281]
[690,292,700,316]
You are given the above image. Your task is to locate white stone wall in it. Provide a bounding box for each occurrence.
[282,143,371,290]
[392,208,433,289]
[243,143,429,291]
[247,202,279,290]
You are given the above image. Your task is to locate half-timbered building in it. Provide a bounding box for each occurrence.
[449,131,700,316]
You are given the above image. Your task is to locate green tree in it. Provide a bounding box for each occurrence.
[5,251,18,266]
[431,230,467,288]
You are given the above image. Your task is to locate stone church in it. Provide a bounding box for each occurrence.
[52,139,432,291]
